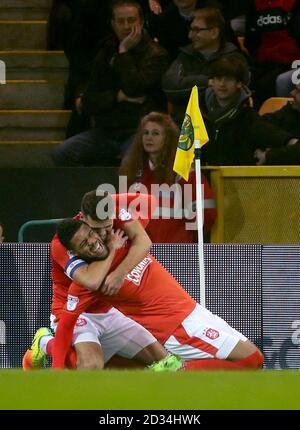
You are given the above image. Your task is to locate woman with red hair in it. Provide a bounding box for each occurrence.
[119,112,217,243]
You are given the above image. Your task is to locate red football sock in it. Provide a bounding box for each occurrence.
[52,311,79,369]
[182,351,264,371]
[46,337,77,368]
[65,349,77,369]
[46,338,54,356]
[238,350,264,368]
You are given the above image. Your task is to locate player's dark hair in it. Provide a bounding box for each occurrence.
[81,189,114,221]
[56,219,83,250]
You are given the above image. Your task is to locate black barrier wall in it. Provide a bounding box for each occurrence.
[0,243,299,369]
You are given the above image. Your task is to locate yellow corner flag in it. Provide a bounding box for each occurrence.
[173,85,209,181]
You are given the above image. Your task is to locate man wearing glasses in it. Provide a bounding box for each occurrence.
[162,7,249,124]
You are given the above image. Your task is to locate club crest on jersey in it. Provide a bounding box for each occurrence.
[67,294,79,311]
[205,328,219,340]
[119,208,132,221]
[76,317,87,327]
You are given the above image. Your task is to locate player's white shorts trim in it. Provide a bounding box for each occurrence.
[50,308,156,363]
[163,303,247,360]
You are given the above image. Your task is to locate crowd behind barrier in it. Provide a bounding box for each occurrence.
[1,1,300,170]
[46,1,300,168]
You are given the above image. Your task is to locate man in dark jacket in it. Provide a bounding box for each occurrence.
[162,7,248,124]
[262,83,300,137]
[255,82,300,164]
[154,0,237,60]
[200,57,296,165]
[53,0,169,166]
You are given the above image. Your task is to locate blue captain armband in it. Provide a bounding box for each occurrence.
[64,256,87,279]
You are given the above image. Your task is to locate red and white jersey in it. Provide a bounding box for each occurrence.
[50,193,147,318]
[68,245,197,344]
[51,191,196,342]
[51,233,112,318]
[132,166,217,243]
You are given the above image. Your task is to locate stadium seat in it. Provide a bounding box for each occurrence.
[258,97,292,115]
[18,218,64,242]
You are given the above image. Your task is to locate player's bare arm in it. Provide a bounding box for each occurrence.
[101,220,152,296]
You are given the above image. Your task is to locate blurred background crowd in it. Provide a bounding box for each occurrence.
[1,0,300,242]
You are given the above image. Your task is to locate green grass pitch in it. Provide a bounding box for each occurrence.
[0,370,300,410]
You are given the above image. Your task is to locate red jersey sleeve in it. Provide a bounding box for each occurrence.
[113,193,157,229]
[51,234,88,279]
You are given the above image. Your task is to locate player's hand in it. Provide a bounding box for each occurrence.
[119,24,142,53]
[101,270,125,296]
[107,229,128,252]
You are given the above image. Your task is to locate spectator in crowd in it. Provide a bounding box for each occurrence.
[162,7,248,124]
[218,0,252,35]
[245,0,300,106]
[199,57,297,165]
[47,1,170,112]
[262,82,300,136]
[0,222,4,242]
[52,0,170,136]
[154,1,238,61]
[119,112,217,242]
[48,0,111,109]
[52,0,169,167]
[255,82,300,164]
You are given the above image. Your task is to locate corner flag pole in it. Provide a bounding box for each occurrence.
[194,140,206,307]
[173,86,208,307]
